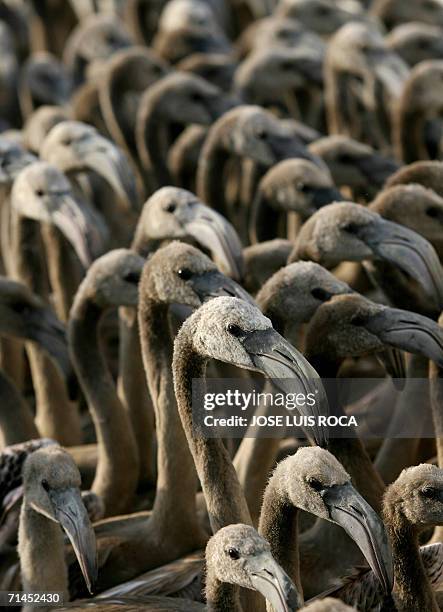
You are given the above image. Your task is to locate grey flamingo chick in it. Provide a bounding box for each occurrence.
[234,262,352,523]
[10,161,98,445]
[290,201,443,313]
[173,296,327,533]
[59,524,301,611]
[370,183,443,260]
[67,242,252,596]
[121,186,244,485]
[296,294,443,597]
[259,447,393,602]
[68,249,144,516]
[18,446,97,610]
[41,120,139,216]
[0,277,72,446]
[315,465,443,610]
[249,158,342,244]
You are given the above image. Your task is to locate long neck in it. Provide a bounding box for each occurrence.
[0,370,38,447]
[259,475,301,593]
[196,122,232,219]
[18,502,68,597]
[385,508,438,612]
[307,349,385,512]
[250,189,280,244]
[12,212,82,447]
[394,106,425,164]
[173,331,252,532]
[206,570,242,612]
[138,93,172,189]
[12,212,49,298]
[69,296,138,515]
[138,293,202,534]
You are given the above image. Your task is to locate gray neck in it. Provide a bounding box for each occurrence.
[386,510,438,612]
[206,570,242,612]
[69,295,139,514]
[138,292,201,534]
[173,328,252,532]
[18,502,68,597]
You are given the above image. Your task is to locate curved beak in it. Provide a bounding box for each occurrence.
[189,270,256,306]
[51,487,97,595]
[310,186,344,209]
[183,203,245,281]
[50,193,96,269]
[242,328,329,446]
[358,218,443,308]
[364,306,443,367]
[323,481,393,594]
[74,135,139,212]
[248,552,303,612]
[25,305,72,382]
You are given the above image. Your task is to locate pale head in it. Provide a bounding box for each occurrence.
[74,249,144,309]
[22,446,81,518]
[384,463,443,528]
[293,202,375,266]
[276,447,350,520]
[137,71,223,126]
[206,524,301,611]
[267,446,394,593]
[184,296,271,369]
[140,241,252,310]
[221,106,284,166]
[22,446,97,594]
[135,187,243,280]
[41,120,137,211]
[257,261,353,325]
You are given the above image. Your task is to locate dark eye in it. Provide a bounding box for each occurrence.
[342,222,360,235]
[316,4,330,16]
[11,301,30,314]
[36,189,44,197]
[256,129,266,140]
[123,271,140,284]
[227,323,244,337]
[421,486,439,499]
[307,477,323,491]
[280,61,294,71]
[41,479,50,491]
[63,139,72,146]
[338,154,352,164]
[426,206,442,219]
[177,268,193,280]
[190,92,204,103]
[350,313,367,326]
[165,203,176,213]
[227,547,240,560]
[311,287,332,301]
[417,39,430,51]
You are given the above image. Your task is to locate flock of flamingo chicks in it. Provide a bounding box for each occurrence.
[3,0,443,610]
